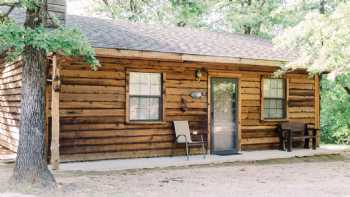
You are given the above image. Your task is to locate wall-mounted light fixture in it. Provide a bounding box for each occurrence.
[195,69,202,81]
[191,91,202,99]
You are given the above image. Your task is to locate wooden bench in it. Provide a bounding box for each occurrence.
[277,122,319,152]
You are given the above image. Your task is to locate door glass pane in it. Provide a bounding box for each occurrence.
[212,78,237,154]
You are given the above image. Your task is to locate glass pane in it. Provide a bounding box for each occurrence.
[264,78,284,99]
[130,97,160,120]
[130,72,161,96]
[264,98,284,119]
[263,79,269,95]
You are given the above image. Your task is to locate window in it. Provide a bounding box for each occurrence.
[129,72,162,121]
[263,78,286,119]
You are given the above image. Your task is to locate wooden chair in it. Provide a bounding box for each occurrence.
[277,122,319,152]
[173,121,206,160]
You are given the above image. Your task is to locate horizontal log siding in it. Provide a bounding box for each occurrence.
[0,59,22,152]
[53,57,318,161]
[55,57,206,161]
[241,74,316,150]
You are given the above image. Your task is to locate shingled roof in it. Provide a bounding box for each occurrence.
[4,8,294,62]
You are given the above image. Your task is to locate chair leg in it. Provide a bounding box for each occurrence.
[287,130,292,152]
[282,132,286,151]
[185,141,189,160]
[304,138,310,149]
[312,137,316,150]
[278,129,285,151]
[201,143,206,159]
[200,136,206,159]
[313,129,317,150]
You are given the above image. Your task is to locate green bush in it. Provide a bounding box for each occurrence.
[320,76,350,144]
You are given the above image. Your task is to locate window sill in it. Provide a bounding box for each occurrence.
[261,118,288,122]
[126,121,167,125]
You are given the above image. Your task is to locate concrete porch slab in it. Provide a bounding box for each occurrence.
[57,145,350,172]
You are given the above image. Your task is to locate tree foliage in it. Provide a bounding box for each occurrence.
[97,0,287,37]
[275,1,350,77]
[98,0,210,28]
[0,0,98,68]
[321,75,350,144]
[275,1,350,144]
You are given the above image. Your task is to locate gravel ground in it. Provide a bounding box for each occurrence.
[1,154,350,197]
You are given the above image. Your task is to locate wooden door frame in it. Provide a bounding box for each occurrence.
[207,72,242,154]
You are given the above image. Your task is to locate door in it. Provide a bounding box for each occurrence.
[211,78,238,155]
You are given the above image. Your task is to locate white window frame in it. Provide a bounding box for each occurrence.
[261,77,288,121]
[126,70,165,123]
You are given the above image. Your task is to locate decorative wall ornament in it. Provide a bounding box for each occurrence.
[195,68,202,81]
[180,97,188,112]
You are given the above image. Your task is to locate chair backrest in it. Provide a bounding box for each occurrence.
[173,121,193,143]
[280,122,306,132]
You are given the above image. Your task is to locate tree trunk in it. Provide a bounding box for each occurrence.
[10,1,56,189]
[11,46,56,189]
[319,0,326,14]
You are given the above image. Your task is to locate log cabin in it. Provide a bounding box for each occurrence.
[0,1,320,165]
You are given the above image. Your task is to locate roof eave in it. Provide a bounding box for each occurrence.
[95,48,287,67]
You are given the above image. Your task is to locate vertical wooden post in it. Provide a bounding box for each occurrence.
[44,85,49,162]
[51,55,60,170]
[207,76,211,154]
[237,78,241,152]
[314,75,320,146]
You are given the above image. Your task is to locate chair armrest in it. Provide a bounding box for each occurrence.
[191,130,199,135]
[280,128,292,135]
[305,126,319,137]
[306,124,320,130]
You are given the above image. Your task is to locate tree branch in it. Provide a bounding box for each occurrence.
[101,0,110,7]
[0,2,19,7]
[0,1,20,20]
[343,86,350,95]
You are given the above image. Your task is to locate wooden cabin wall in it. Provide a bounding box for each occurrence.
[53,56,319,161]
[0,59,22,152]
[54,57,207,161]
[239,72,316,150]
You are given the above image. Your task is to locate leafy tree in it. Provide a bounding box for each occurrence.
[98,0,210,27]
[275,1,350,77]
[97,0,288,38]
[218,0,284,38]
[321,75,350,144]
[275,0,350,144]
[0,0,98,189]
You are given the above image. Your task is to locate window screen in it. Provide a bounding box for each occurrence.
[129,72,162,121]
[263,78,286,119]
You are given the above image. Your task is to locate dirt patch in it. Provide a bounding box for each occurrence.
[1,153,350,197]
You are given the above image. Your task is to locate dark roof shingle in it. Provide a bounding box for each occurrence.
[67,15,293,62]
[3,8,294,62]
